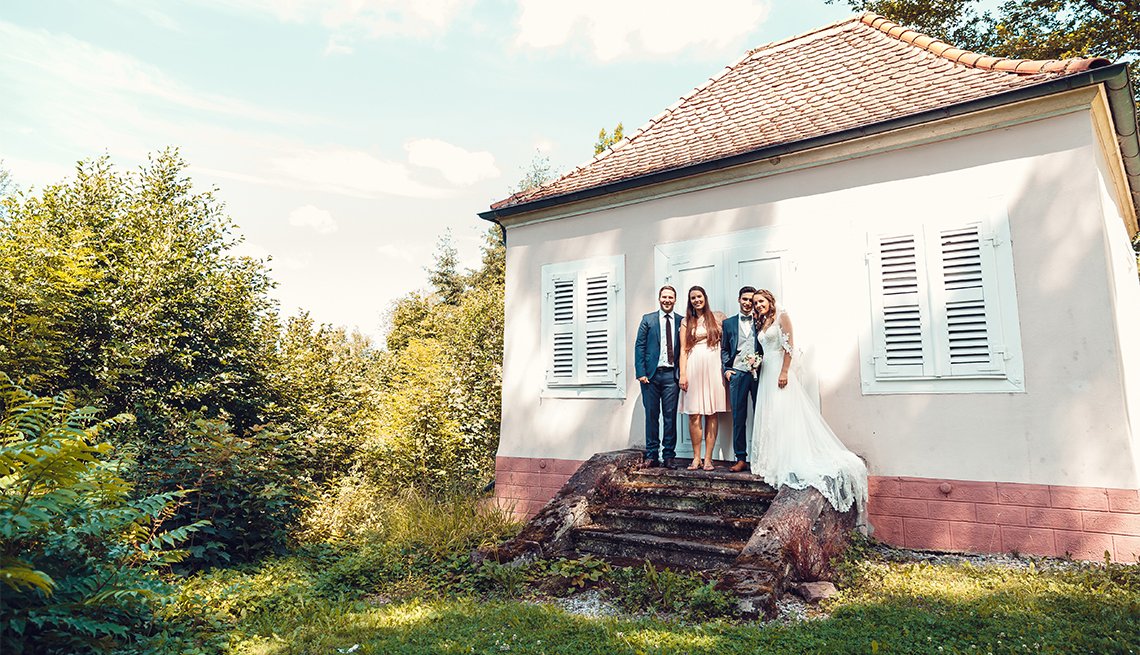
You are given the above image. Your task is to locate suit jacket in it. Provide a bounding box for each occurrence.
[721,315,763,375]
[635,310,682,380]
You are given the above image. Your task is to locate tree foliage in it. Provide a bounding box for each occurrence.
[363,229,504,497]
[0,150,293,567]
[427,230,465,305]
[830,0,1140,108]
[510,151,556,194]
[594,122,626,155]
[0,376,204,654]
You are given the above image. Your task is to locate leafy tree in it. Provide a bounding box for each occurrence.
[268,313,384,484]
[0,376,205,654]
[510,151,555,194]
[0,150,293,566]
[829,0,1140,108]
[427,229,465,305]
[361,228,504,496]
[594,122,625,155]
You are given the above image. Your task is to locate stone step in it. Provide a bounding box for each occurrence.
[615,482,775,516]
[572,526,743,570]
[627,465,776,493]
[591,507,758,541]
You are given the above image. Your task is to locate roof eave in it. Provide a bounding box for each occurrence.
[479,62,1139,225]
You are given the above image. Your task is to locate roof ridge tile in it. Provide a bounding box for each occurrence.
[859,12,1109,74]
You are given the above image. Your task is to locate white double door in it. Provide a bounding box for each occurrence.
[655,230,787,460]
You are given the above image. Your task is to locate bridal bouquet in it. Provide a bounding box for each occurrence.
[743,352,763,378]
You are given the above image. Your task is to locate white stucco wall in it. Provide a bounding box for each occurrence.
[499,108,1140,490]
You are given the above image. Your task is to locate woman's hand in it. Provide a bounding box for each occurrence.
[679,376,688,391]
[778,372,788,389]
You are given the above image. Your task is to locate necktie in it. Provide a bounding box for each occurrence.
[665,314,674,366]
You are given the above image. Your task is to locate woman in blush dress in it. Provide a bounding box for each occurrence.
[749,289,868,524]
[678,286,728,471]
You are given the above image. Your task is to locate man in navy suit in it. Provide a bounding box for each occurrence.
[635,285,682,469]
[721,286,761,472]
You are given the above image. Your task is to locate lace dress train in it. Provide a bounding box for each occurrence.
[749,311,868,523]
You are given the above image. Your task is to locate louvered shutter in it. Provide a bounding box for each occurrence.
[930,221,1006,376]
[869,231,932,378]
[546,272,578,385]
[542,259,623,390]
[581,270,616,384]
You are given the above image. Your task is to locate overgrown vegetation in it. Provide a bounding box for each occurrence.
[0,376,206,654]
[0,152,507,653]
[162,530,1140,655]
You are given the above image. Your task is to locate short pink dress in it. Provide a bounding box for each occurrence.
[679,318,728,415]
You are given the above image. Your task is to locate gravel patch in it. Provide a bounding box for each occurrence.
[544,590,623,618]
[866,542,1098,572]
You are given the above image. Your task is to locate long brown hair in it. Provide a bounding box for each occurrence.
[753,288,777,332]
[684,285,721,350]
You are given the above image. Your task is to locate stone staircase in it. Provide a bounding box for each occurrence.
[572,463,777,570]
[485,449,857,616]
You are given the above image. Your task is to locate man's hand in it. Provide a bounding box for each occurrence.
[724,370,735,381]
[637,376,649,384]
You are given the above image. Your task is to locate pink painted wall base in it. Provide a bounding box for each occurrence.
[493,456,1140,563]
[868,476,1140,563]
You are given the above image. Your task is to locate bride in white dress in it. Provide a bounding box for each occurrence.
[748,289,869,524]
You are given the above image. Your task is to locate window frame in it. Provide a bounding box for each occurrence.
[540,255,626,399]
[860,201,1026,394]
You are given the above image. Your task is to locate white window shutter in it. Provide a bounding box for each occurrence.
[869,231,932,378]
[581,269,615,383]
[546,272,578,385]
[933,220,1006,377]
[540,255,626,397]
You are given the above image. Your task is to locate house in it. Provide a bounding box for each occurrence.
[478,13,1140,562]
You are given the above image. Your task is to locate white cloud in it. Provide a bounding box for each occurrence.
[324,35,354,56]
[405,139,500,186]
[270,148,448,199]
[514,0,771,61]
[1,156,76,191]
[112,0,182,30]
[0,21,309,127]
[231,240,271,262]
[194,0,473,38]
[376,243,422,263]
[278,252,313,271]
[288,205,338,234]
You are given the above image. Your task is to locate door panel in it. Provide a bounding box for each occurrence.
[666,254,722,459]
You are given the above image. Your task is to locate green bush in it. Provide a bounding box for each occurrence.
[0,376,206,654]
[130,415,301,569]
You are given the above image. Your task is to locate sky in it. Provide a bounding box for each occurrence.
[0,0,856,342]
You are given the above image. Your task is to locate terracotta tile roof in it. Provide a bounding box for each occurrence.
[491,12,1110,211]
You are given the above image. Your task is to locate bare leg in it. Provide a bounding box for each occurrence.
[703,414,719,469]
[687,415,703,470]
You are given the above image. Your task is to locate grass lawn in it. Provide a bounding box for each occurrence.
[182,544,1140,655]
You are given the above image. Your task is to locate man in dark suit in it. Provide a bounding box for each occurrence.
[721,286,761,472]
[634,285,682,469]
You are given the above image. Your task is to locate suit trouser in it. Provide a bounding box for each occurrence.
[728,370,758,461]
[641,367,679,460]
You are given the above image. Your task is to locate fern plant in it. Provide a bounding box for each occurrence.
[0,374,207,654]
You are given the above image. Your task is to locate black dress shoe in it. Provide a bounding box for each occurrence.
[663,458,677,470]
[641,458,660,469]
